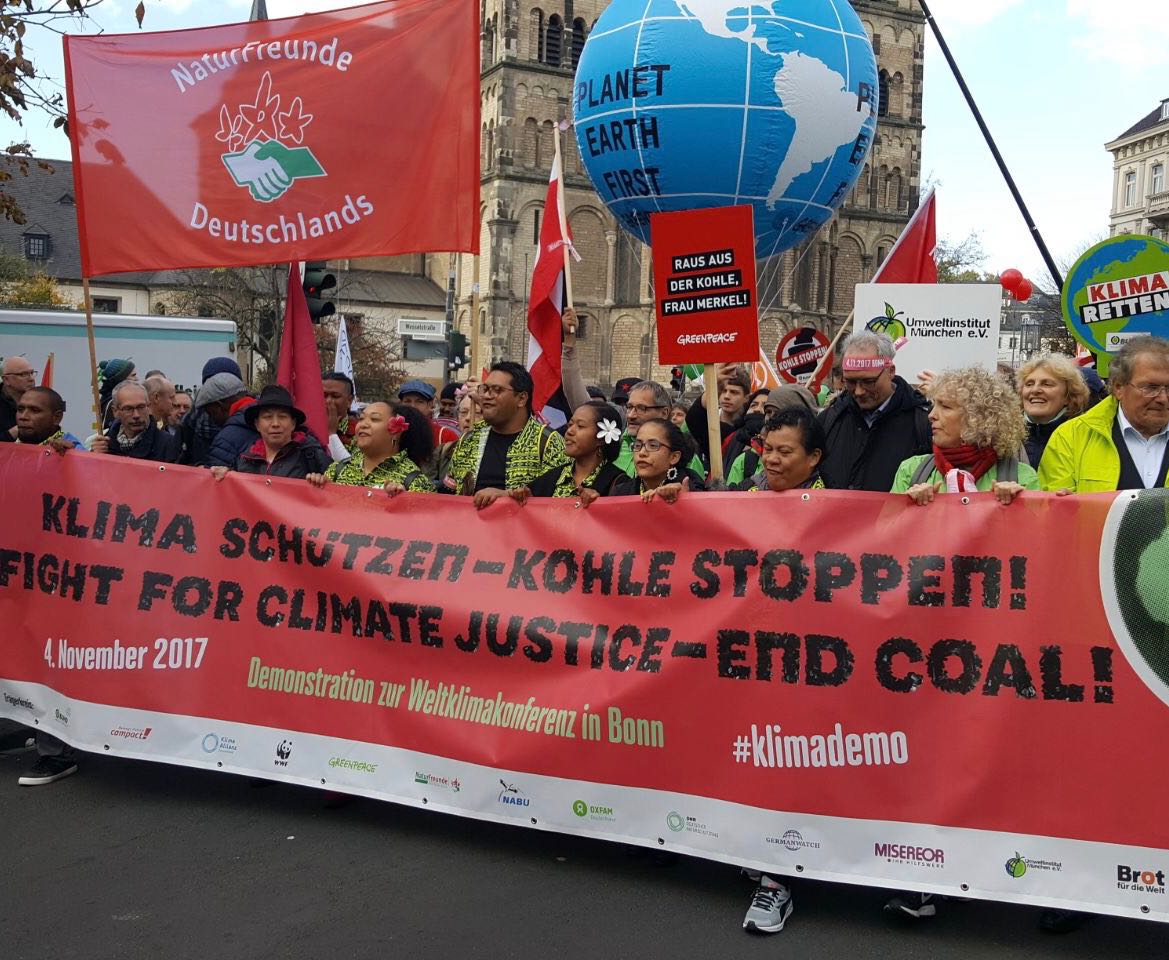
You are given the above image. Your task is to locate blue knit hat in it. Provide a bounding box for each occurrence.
[202,356,242,383]
[97,358,134,388]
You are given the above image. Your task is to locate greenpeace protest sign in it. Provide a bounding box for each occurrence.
[64,0,480,275]
[2,445,1169,922]
[853,284,1001,382]
[651,205,760,364]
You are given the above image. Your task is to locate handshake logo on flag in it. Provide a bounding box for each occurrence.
[217,70,326,203]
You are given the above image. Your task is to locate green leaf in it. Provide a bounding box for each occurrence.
[885,302,896,318]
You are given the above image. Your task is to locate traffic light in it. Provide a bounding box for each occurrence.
[670,366,685,393]
[302,261,336,323]
[448,330,469,372]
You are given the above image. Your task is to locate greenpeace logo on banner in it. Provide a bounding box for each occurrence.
[202,733,238,755]
[1117,865,1166,895]
[676,331,741,345]
[498,780,530,808]
[328,757,378,774]
[666,811,718,839]
[1081,272,1169,324]
[187,68,375,242]
[3,693,33,711]
[111,725,152,741]
[572,799,616,823]
[415,772,460,792]
[275,738,292,767]
[1005,852,1062,878]
[767,829,821,853]
[738,723,909,769]
[875,843,945,870]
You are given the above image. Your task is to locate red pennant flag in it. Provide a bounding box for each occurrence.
[41,353,54,389]
[873,188,937,284]
[64,0,479,276]
[277,262,329,445]
[526,155,573,415]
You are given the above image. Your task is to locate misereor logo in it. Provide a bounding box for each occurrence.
[1100,490,1169,708]
[874,843,944,870]
[216,71,325,203]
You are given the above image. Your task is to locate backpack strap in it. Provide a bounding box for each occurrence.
[997,455,1019,484]
[398,469,426,492]
[909,455,937,487]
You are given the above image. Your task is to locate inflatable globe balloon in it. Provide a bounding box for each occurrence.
[573,0,878,260]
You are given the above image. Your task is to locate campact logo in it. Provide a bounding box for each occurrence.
[1006,852,1062,878]
[275,739,292,767]
[110,725,152,741]
[217,71,325,203]
[874,843,944,869]
[497,780,530,808]
[1118,864,1166,894]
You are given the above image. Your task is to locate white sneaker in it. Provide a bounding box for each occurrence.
[742,879,794,933]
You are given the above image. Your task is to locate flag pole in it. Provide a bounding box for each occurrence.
[470,255,481,377]
[553,121,576,330]
[808,310,854,388]
[81,277,102,431]
[703,366,724,483]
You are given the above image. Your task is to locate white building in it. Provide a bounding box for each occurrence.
[1106,98,1169,239]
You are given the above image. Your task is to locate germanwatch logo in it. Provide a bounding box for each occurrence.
[217,71,326,202]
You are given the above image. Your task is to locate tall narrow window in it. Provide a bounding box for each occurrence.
[1152,163,1165,196]
[571,18,587,66]
[877,70,889,118]
[1124,170,1137,207]
[546,14,562,67]
[530,9,544,62]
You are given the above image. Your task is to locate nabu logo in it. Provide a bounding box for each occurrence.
[498,780,529,806]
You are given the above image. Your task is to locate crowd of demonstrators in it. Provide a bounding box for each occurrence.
[6,330,1169,942]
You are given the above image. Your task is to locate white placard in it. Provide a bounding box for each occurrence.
[852,284,1002,381]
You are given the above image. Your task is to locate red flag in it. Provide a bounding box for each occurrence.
[277,262,329,445]
[64,0,479,276]
[873,189,937,284]
[526,154,573,416]
[41,353,54,388]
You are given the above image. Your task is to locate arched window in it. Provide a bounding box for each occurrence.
[854,165,870,207]
[529,9,544,62]
[571,18,587,66]
[877,70,889,118]
[538,120,555,170]
[886,168,903,212]
[614,233,642,304]
[546,14,562,67]
[523,118,538,169]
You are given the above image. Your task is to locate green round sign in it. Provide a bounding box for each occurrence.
[1061,234,1169,376]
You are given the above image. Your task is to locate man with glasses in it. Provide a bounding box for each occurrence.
[91,381,181,462]
[818,330,931,491]
[1041,335,1169,493]
[445,361,566,503]
[612,380,704,478]
[1,355,37,441]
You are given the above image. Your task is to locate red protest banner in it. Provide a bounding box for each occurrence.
[63,0,480,276]
[2,444,1168,921]
[651,206,760,364]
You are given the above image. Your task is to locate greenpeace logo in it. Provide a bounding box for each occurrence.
[3,693,33,710]
[328,757,378,774]
[110,726,152,741]
[875,843,944,869]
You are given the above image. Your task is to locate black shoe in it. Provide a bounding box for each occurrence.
[18,755,78,786]
[0,729,35,754]
[884,892,937,920]
[1039,909,1089,934]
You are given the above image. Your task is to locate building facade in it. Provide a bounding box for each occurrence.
[1106,98,1169,240]
[441,0,926,387]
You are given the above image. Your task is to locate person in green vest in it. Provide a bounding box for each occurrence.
[1040,336,1169,494]
[445,361,567,507]
[890,366,1039,508]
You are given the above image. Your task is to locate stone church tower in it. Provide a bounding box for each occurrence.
[436,0,925,387]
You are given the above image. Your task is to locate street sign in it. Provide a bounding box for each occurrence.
[397,317,446,341]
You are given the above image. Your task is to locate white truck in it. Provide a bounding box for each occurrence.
[0,309,237,439]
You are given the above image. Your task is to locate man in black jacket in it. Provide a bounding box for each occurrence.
[819,331,931,491]
[92,382,181,462]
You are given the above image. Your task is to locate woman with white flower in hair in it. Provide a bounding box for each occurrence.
[510,401,626,506]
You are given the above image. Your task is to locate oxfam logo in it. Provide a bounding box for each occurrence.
[1100,490,1169,707]
[1006,853,1028,878]
[572,800,588,818]
[667,811,685,833]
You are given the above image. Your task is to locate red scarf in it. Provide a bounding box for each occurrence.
[933,444,997,491]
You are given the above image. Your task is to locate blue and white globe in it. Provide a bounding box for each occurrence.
[573,0,878,259]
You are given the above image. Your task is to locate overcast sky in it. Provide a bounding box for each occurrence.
[4,0,1167,290]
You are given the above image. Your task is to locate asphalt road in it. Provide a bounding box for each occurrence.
[2,749,1163,960]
